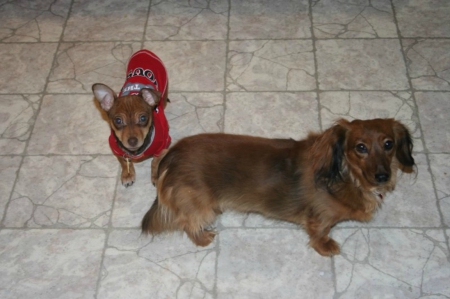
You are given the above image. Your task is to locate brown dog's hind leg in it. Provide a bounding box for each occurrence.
[167,187,219,247]
[305,217,340,256]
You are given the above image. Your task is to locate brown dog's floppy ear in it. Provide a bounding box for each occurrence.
[140,88,161,108]
[92,83,116,111]
[393,120,415,173]
[311,119,349,191]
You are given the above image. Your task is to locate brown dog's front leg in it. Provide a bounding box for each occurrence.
[305,217,340,256]
[118,156,135,187]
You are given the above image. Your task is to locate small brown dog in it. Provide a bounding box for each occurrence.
[142,118,415,256]
[93,50,171,187]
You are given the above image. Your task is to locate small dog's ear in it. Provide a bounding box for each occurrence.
[393,121,415,173]
[140,88,161,107]
[92,83,116,111]
[311,119,349,191]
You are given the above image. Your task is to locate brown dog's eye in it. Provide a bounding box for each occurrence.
[356,143,368,154]
[114,117,123,126]
[384,140,394,150]
[139,115,148,123]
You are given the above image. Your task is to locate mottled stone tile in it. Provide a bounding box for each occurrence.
[403,39,450,91]
[393,0,450,37]
[0,95,40,155]
[0,157,21,223]
[227,40,315,91]
[217,229,334,298]
[64,0,148,41]
[4,155,117,228]
[112,159,155,228]
[0,43,57,93]
[47,42,141,93]
[98,229,215,299]
[416,92,450,153]
[27,94,111,155]
[225,92,319,139]
[320,91,423,151]
[333,228,450,297]
[144,41,226,91]
[316,39,409,90]
[229,0,310,39]
[146,0,228,40]
[312,0,397,38]
[0,0,70,42]
[429,154,450,227]
[165,92,224,142]
[0,229,105,299]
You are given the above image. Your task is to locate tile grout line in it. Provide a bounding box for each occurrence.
[212,1,233,297]
[2,89,450,96]
[307,0,338,295]
[390,0,450,256]
[94,163,122,299]
[308,1,323,132]
[221,0,231,135]
[43,36,450,43]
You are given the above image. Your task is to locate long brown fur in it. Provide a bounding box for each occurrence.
[142,118,415,256]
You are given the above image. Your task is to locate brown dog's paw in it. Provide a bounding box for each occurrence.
[188,229,216,247]
[121,170,135,187]
[311,238,340,257]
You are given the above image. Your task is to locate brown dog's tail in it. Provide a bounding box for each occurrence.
[141,196,179,235]
[141,197,166,234]
[142,169,177,235]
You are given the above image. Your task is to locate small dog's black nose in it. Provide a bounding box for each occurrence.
[128,137,138,147]
[375,173,389,183]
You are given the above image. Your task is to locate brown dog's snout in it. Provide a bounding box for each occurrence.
[373,157,392,184]
[128,137,138,147]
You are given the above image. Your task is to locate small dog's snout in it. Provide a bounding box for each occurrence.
[375,173,389,183]
[128,137,138,147]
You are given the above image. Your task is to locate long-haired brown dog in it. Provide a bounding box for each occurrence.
[142,118,415,256]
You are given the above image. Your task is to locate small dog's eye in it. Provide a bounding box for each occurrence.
[356,143,368,154]
[384,140,394,150]
[114,117,123,125]
[139,115,147,123]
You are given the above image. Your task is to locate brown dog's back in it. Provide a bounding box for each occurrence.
[158,134,307,212]
[142,133,312,244]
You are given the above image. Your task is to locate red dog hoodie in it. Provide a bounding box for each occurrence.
[109,49,171,160]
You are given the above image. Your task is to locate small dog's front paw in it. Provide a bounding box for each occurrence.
[121,172,135,187]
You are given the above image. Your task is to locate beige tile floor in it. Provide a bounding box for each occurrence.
[1,0,450,298]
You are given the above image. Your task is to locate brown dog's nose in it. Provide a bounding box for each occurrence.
[375,173,389,183]
[128,137,138,147]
